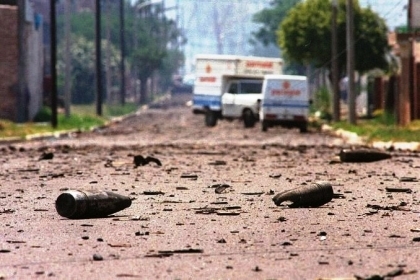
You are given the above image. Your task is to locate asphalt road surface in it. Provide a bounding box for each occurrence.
[1,101,420,279]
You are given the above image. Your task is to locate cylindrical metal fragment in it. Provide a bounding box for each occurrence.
[55,190,132,219]
[272,181,333,208]
[339,149,391,162]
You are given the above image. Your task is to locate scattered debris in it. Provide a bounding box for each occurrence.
[208,160,227,166]
[157,248,203,254]
[385,187,412,193]
[144,252,173,258]
[355,268,417,280]
[366,203,410,212]
[0,209,15,214]
[92,253,103,261]
[241,192,265,196]
[339,149,391,163]
[55,190,132,219]
[399,176,418,182]
[133,155,162,167]
[108,243,131,248]
[180,173,198,180]
[194,206,241,215]
[39,152,54,161]
[210,184,231,194]
[143,191,165,195]
[273,181,333,208]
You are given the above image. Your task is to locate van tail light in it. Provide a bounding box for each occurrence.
[265,114,277,120]
[293,115,306,121]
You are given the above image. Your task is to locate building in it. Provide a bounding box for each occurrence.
[0,0,44,122]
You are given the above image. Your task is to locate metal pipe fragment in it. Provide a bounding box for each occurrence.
[272,181,333,208]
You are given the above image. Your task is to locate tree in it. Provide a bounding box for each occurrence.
[57,36,120,104]
[251,0,301,47]
[56,1,186,106]
[126,1,186,104]
[278,0,390,75]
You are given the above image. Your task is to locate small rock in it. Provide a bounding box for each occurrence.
[93,253,103,261]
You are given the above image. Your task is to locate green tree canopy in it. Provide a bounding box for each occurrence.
[278,0,390,74]
[56,1,186,105]
[251,0,301,47]
[57,36,121,104]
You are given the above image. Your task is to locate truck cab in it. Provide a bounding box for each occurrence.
[221,78,263,128]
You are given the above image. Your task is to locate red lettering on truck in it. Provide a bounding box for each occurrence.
[270,81,301,96]
[199,76,216,83]
[245,61,273,69]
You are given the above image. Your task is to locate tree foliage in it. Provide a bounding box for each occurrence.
[251,0,301,47]
[278,0,390,74]
[57,36,120,104]
[56,1,186,105]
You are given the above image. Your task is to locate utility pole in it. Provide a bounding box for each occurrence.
[120,0,126,105]
[95,0,103,116]
[346,0,356,124]
[64,0,71,118]
[17,0,26,123]
[332,0,340,122]
[50,0,58,128]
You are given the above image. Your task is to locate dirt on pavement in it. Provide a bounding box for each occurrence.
[1,102,420,279]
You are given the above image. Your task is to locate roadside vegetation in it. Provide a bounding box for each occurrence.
[329,112,420,143]
[0,103,138,140]
[310,87,420,143]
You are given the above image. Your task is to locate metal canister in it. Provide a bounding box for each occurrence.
[55,190,132,219]
[272,181,333,208]
[339,149,391,162]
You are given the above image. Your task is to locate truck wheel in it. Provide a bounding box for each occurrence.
[205,111,218,127]
[299,123,308,133]
[262,120,268,132]
[243,109,256,128]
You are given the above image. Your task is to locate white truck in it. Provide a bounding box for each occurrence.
[260,74,310,133]
[192,54,283,127]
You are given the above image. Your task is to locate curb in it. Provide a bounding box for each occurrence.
[0,98,163,145]
[322,124,420,152]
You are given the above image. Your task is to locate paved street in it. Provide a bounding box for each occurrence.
[1,102,420,279]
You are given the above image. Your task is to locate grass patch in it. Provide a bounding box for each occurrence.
[331,111,420,142]
[0,103,139,139]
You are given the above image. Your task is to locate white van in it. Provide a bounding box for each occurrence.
[260,75,310,133]
[192,54,283,127]
[221,78,263,127]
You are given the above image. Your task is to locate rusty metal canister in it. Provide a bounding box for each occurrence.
[339,149,391,162]
[55,190,132,219]
[272,181,333,208]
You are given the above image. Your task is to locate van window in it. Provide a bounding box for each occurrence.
[228,82,239,94]
[240,81,262,94]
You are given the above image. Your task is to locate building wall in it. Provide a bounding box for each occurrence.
[0,3,43,122]
[0,5,18,121]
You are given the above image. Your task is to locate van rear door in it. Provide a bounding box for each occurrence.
[261,75,309,126]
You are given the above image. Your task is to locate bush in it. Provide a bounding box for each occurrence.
[312,86,332,121]
[33,107,52,122]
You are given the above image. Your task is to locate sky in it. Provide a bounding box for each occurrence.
[159,0,409,73]
[359,0,408,30]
